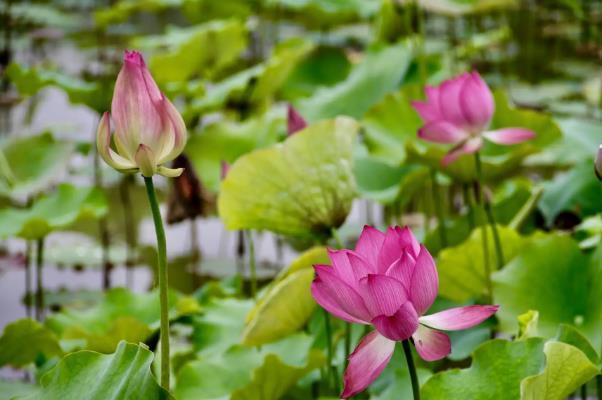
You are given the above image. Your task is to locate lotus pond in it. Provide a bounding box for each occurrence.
[0,0,601,399]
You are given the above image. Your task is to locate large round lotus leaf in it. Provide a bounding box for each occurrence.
[175,333,323,400]
[493,235,602,351]
[437,226,531,302]
[407,91,562,183]
[296,40,413,121]
[421,338,545,400]
[520,341,600,400]
[0,319,62,368]
[0,132,74,199]
[45,288,180,353]
[218,117,359,240]
[242,247,328,346]
[0,184,107,240]
[20,341,171,400]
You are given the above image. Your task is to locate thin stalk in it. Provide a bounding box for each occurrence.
[247,230,257,300]
[34,237,45,321]
[463,183,475,229]
[474,153,504,269]
[143,176,170,391]
[323,309,334,389]
[581,383,586,400]
[24,240,32,318]
[597,375,601,400]
[473,154,493,303]
[402,340,420,400]
[430,169,447,247]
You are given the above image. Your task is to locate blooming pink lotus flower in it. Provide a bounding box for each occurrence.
[412,72,535,166]
[97,50,187,177]
[311,225,498,398]
[287,104,307,135]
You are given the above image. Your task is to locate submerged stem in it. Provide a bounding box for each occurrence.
[402,340,420,400]
[143,176,170,391]
[34,237,44,321]
[247,230,257,299]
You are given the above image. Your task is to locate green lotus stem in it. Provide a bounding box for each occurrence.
[509,186,544,231]
[25,240,32,319]
[35,237,45,321]
[143,176,170,391]
[402,340,420,400]
[597,375,601,400]
[474,153,505,270]
[463,183,476,229]
[323,309,334,390]
[431,169,448,247]
[247,230,257,300]
[580,383,586,400]
[473,154,493,304]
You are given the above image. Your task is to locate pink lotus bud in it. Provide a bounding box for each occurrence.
[287,104,307,136]
[96,50,186,178]
[412,71,535,166]
[595,144,602,181]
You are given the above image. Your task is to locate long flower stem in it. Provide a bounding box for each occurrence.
[35,237,45,321]
[143,176,170,391]
[247,230,257,299]
[473,154,494,304]
[402,340,420,400]
[25,240,32,318]
[474,153,504,269]
[430,169,448,247]
[323,309,334,389]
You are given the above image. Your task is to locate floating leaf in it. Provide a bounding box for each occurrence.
[45,288,179,352]
[175,333,323,400]
[437,226,531,302]
[493,235,602,351]
[21,341,170,400]
[218,117,359,240]
[0,184,107,240]
[0,132,74,199]
[520,341,600,400]
[421,338,545,400]
[297,40,413,121]
[242,247,328,346]
[0,319,62,368]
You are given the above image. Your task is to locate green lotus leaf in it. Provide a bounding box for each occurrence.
[520,341,600,400]
[0,184,107,240]
[218,117,359,240]
[362,85,423,165]
[136,20,247,83]
[539,161,602,226]
[0,132,74,199]
[20,341,171,400]
[186,37,313,116]
[262,0,380,28]
[0,319,62,368]
[45,288,180,352]
[185,109,284,193]
[421,338,546,400]
[0,379,37,400]
[418,0,518,16]
[296,40,413,121]
[437,226,532,302]
[175,333,323,400]
[6,64,109,113]
[493,235,602,351]
[242,247,328,346]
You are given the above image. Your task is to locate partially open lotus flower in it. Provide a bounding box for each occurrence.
[412,72,535,166]
[96,50,187,178]
[311,225,498,398]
